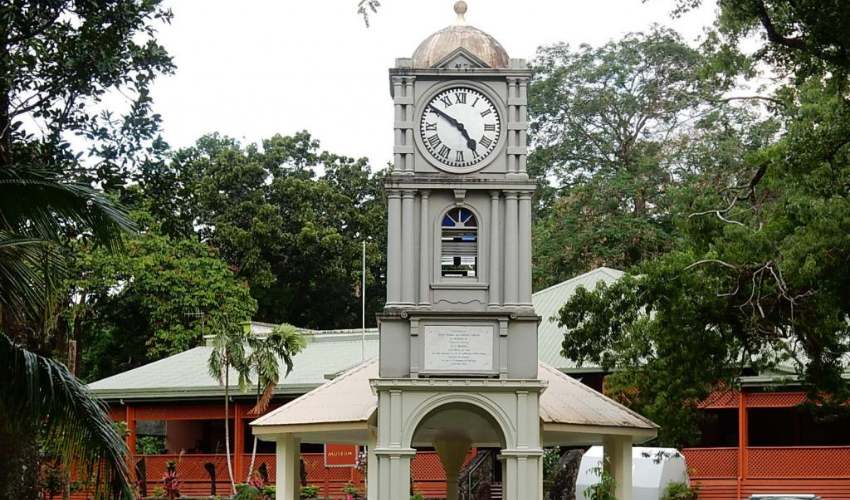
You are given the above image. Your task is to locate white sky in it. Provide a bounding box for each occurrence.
[150,0,718,169]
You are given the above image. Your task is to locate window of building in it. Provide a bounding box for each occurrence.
[441,207,478,278]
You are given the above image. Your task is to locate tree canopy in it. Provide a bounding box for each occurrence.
[135,132,387,330]
[553,1,850,445]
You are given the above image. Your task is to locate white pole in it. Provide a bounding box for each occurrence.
[362,240,366,361]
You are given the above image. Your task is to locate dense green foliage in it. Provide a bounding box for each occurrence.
[528,27,757,288]
[137,132,387,329]
[72,231,257,381]
[0,0,173,496]
[556,1,850,445]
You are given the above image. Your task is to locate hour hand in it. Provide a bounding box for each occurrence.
[429,106,477,151]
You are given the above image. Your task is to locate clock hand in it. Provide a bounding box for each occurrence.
[428,106,478,152]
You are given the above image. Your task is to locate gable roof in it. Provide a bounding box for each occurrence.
[88,328,379,400]
[88,268,622,400]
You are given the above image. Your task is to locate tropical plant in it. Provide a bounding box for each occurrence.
[0,334,132,498]
[234,481,275,500]
[208,321,251,493]
[245,323,306,480]
[137,435,167,455]
[0,166,135,498]
[301,484,320,498]
[0,0,172,495]
[661,481,699,500]
[583,464,616,500]
[162,460,180,500]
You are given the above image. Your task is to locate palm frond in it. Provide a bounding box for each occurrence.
[0,334,132,499]
[247,323,305,415]
[0,164,134,249]
[0,234,66,320]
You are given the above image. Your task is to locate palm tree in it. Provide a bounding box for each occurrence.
[207,320,251,494]
[0,164,135,498]
[244,323,305,481]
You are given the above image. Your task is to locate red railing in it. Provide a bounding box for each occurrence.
[748,446,850,478]
[682,448,738,479]
[132,452,449,498]
[683,446,850,479]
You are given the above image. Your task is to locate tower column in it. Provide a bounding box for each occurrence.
[518,192,533,305]
[401,190,416,304]
[502,451,544,500]
[504,191,519,305]
[488,191,501,307]
[386,190,402,305]
[418,191,431,305]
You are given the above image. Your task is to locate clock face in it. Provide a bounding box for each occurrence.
[419,86,501,171]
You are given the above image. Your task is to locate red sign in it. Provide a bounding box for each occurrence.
[324,444,359,468]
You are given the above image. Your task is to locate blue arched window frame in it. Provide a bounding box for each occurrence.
[440,207,478,278]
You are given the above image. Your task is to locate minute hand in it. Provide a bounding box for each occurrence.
[429,106,478,151]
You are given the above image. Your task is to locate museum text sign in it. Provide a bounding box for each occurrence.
[422,325,494,373]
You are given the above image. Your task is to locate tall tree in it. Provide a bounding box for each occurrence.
[559,3,850,446]
[528,27,742,288]
[71,229,258,381]
[0,0,173,495]
[138,132,387,329]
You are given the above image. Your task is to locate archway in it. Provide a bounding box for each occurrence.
[410,402,507,500]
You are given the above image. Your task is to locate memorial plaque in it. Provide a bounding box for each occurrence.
[423,325,494,373]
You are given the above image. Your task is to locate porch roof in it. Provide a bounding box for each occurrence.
[250,359,657,442]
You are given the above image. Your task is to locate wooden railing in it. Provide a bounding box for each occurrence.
[683,446,850,480]
[684,446,850,500]
[681,447,738,479]
[132,452,449,498]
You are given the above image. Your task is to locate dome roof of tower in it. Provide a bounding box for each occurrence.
[412,2,510,69]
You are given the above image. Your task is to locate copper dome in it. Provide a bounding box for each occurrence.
[411,2,510,69]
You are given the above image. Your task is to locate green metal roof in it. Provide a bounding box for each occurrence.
[88,269,623,401]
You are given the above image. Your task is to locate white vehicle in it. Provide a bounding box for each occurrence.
[750,496,822,500]
[575,447,688,500]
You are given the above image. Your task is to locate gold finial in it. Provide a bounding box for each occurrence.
[454,1,468,25]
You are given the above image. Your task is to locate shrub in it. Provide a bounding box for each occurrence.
[661,481,699,500]
[301,485,320,498]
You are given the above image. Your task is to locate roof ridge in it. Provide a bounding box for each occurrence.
[532,267,623,297]
[538,361,657,429]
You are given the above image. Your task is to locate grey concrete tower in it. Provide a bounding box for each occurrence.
[372,3,545,500]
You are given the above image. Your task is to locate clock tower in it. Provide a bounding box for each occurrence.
[373,3,544,499]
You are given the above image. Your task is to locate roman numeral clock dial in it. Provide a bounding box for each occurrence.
[419,87,501,172]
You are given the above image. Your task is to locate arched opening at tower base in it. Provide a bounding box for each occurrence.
[411,402,506,500]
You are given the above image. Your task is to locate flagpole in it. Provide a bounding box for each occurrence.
[361,240,366,361]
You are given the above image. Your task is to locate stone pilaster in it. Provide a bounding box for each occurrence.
[418,191,431,305]
[386,190,402,305]
[503,191,519,305]
[518,192,532,305]
[488,191,501,307]
[401,190,416,304]
[392,76,415,174]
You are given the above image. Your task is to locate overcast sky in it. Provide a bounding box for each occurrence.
[150,0,717,169]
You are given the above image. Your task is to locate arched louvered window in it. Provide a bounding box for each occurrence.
[441,207,478,278]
